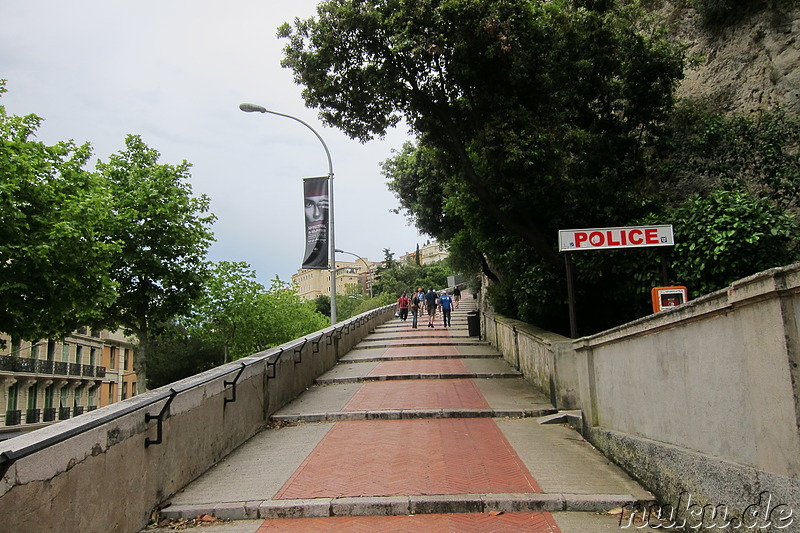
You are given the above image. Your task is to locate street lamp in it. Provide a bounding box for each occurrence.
[335,248,373,298]
[239,102,338,325]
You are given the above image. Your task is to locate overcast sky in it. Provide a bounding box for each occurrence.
[0,0,425,285]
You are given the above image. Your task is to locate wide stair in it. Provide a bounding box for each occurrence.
[149,294,653,532]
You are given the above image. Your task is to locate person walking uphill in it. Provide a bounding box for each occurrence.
[424,288,438,328]
[410,289,421,329]
[397,291,410,321]
[439,291,453,327]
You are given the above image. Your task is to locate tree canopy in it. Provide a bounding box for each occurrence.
[95,135,216,392]
[281,0,799,335]
[0,81,118,344]
[280,0,685,269]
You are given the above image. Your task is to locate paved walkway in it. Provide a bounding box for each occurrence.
[144,295,652,532]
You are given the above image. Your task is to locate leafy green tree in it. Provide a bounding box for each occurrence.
[0,81,117,345]
[147,323,224,389]
[280,0,684,269]
[246,277,329,352]
[185,261,265,362]
[653,105,800,210]
[313,294,331,317]
[665,190,799,295]
[96,135,216,392]
[373,259,456,297]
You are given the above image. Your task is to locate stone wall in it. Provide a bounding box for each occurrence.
[0,306,396,533]
[481,264,800,528]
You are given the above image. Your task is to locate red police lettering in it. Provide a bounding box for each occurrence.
[629,229,644,245]
[645,228,659,244]
[589,232,604,246]
[575,232,589,247]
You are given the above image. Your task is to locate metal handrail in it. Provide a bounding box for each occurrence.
[0,303,395,475]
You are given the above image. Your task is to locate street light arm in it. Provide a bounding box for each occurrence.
[335,249,373,298]
[239,103,333,178]
[240,102,338,324]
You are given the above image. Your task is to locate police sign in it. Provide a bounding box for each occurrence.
[559,225,674,252]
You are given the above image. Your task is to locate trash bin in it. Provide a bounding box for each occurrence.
[467,310,480,338]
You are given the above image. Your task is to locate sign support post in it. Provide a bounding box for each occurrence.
[565,253,578,338]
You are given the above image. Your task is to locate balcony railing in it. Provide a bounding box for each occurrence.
[26,409,41,424]
[0,355,105,380]
[58,407,70,420]
[43,408,56,422]
[5,410,21,426]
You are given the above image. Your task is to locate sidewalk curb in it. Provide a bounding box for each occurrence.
[270,408,559,424]
[315,372,522,384]
[160,492,649,521]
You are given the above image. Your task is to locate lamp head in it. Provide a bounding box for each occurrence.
[239,103,267,113]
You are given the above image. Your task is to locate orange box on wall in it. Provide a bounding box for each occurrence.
[651,286,688,313]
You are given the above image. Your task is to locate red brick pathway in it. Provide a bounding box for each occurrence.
[257,512,562,532]
[273,419,541,500]
[384,346,459,357]
[342,379,489,411]
[368,359,470,376]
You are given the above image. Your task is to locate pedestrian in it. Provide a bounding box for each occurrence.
[452,286,461,309]
[439,291,453,327]
[424,288,438,328]
[397,291,410,321]
[410,289,420,329]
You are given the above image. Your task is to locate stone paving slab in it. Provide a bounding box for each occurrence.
[271,377,552,417]
[341,344,501,360]
[316,357,520,381]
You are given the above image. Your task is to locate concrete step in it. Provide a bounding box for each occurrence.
[270,407,558,424]
[158,492,647,521]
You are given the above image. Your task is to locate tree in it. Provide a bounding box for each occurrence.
[247,277,329,351]
[184,261,265,362]
[96,135,216,392]
[0,80,117,345]
[280,0,684,269]
[147,323,224,389]
[664,190,799,296]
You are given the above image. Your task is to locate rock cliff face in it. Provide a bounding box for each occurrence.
[656,1,799,115]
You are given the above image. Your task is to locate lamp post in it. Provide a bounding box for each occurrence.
[239,103,337,325]
[335,249,373,298]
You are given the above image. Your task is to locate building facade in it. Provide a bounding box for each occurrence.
[292,259,376,300]
[401,241,449,265]
[0,328,138,439]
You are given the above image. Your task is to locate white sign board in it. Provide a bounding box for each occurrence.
[559,225,674,252]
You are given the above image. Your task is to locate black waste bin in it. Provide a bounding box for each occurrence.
[467,310,480,338]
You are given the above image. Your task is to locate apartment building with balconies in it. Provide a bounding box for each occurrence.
[0,328,138,439]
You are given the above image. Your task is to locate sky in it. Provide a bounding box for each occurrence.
[0,0,425,286]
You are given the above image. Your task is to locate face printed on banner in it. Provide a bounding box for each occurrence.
[304,195,329,224]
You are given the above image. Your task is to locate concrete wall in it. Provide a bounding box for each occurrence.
[481,264,800,527]
[0,306,395,533]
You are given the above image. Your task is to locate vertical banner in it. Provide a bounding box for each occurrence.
[302,176,329,269]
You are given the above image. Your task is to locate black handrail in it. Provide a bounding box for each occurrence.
[0,303,395,477]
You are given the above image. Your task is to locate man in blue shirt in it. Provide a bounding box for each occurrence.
[439,291,453,327]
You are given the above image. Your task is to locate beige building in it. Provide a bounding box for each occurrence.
[0,328,138,439]
[401,241,449,265]
[292,259,376,300]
